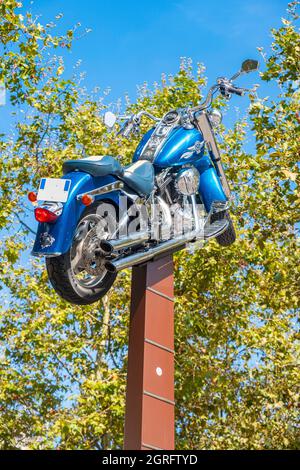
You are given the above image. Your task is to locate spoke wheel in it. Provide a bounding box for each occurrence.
[70,214,109,288]
[46,201,117,305]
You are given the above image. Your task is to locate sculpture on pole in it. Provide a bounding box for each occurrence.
[27,60,259,449]
[28,60,259,307]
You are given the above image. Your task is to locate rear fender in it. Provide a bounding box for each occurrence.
[32,171,121,256]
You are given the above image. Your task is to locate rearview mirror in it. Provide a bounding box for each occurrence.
[241,59,259,73]
[230,59,259,81]
[104,111,117,128]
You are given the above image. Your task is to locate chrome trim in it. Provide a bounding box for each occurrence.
[175,168,200,196]
[204,219,229,239]
[44,252,63,257]
[105,195,229,273]
[31,251,62,257]
[105,236,188,272]
[208,109,223,128]
[136,110,160,122]
[181,140,205,160]
[105,192,203,272]
[154,195,173,230]
[139,112,180,161]
[40,232,55,249]
[191,194,201,234]
[190,84,219,113]
[110,211,130,240]
[100,231,149,254]
[211,200,230,213]
[178,107,194,129]
[120,187,143,202]
[39,202,63,217]
[76,181,124,201]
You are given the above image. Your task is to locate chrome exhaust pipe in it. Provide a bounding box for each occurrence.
[105,194,203,273]
[105,194,220,273]
[105,231,195,273]
[100,231,149,255]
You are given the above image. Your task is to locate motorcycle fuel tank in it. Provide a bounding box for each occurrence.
[133,126,205,168]
[133,122,227,211]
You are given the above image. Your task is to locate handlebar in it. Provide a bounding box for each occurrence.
[190,85,218,113]
[118,78,248,137]
[119,110,160,123]
[190,79,246,115]
[118,110,160,138]
[121,121,135,138]
[137,110,160,122]
[223,84,245,96]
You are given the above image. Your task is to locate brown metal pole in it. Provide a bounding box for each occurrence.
[124,255,175,450]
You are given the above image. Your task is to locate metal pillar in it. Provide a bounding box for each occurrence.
[124,255,175,450]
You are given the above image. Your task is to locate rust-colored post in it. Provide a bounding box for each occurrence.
[124,255,175,450]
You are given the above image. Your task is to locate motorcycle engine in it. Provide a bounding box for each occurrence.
[175,167,200,196]
[156,167,199,202]
[155,168,198,237]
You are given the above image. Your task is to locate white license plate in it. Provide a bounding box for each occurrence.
[37,178,71,203]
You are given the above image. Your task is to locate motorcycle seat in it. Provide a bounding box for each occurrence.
[63,155,124,178]
[121,160,155,196]
[63,156,155,196]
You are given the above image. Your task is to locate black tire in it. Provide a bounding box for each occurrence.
[212,210,236,247]
[46,201,117,305]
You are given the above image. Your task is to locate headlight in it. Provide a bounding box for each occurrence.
[209,109,222,128]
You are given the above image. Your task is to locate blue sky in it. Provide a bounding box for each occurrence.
[19,0,286,105]
[0,0,288,247]
[0,0,288,134]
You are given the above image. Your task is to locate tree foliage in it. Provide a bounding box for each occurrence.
[0,0,299,449]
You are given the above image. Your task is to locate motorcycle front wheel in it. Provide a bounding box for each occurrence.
[46,201,117,305]
[212,210,236,247]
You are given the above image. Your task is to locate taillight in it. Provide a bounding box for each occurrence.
[34,207,58,223]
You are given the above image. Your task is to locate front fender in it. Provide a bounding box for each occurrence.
[195,155,227,211]
[32,171,121,256]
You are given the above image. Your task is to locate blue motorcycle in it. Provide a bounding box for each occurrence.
[30,59,259,304]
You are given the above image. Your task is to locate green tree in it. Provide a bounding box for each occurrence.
[0,0,299,449]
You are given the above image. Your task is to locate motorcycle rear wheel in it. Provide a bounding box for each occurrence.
[46,201,117,305]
